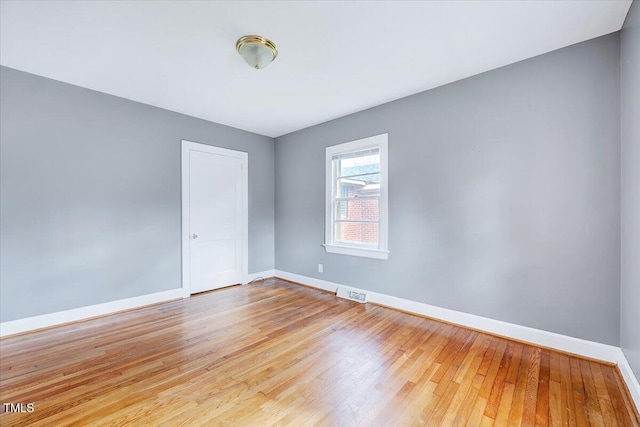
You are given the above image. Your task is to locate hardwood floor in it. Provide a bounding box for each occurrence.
[1,278,638,426]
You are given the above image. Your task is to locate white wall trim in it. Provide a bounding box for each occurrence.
[0,288,183,338]
[617,349,640,411]
[274,270,620,363]
[275,270,640,411]
[2,269,637,412]
[246,270,276,283]
[325,133,389,260]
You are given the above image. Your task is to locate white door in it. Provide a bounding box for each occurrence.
[182,141,248,295]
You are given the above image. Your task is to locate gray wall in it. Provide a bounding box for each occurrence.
[0,66,275,322]
[621,1,640,380]
[275,34,621,345]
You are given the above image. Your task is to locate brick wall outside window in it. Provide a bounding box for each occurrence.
[337,185,379,245]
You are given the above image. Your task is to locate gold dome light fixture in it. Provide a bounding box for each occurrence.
[236,35,278,70]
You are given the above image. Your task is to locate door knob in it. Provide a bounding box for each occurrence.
[191,234,198,239]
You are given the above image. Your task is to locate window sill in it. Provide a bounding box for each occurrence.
[323,244,389,260]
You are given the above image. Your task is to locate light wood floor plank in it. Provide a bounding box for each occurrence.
[535,349,551,427]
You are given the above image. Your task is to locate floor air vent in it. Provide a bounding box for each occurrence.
[336,287,368,303]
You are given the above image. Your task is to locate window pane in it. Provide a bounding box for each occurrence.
[335,221,379,247]
[336,153,380,178]
[336,199,379,221]
[337,174,380,198]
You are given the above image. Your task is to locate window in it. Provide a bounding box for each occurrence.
[325,133,389,260]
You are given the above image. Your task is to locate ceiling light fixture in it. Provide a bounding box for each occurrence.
[236,35,278,70]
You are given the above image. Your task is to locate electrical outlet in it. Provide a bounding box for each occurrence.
[318,263,324,273]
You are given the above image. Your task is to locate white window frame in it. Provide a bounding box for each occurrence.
[324,133,389,260]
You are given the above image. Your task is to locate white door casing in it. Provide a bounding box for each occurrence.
[181,140,248,296]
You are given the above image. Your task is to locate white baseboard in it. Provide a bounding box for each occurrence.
[275,270,640,412]
[618,349,640,411]
[0,268,278,338]
[2,269,637,412]
[246,269,275,283]
[0,288,183,338]
[274,270,620,363]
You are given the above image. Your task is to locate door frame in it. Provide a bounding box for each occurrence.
[181,140,248,297]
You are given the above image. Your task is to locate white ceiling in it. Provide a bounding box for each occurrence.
[0,1,632,138]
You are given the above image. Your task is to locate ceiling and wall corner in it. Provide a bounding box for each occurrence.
[0,0,632,137]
